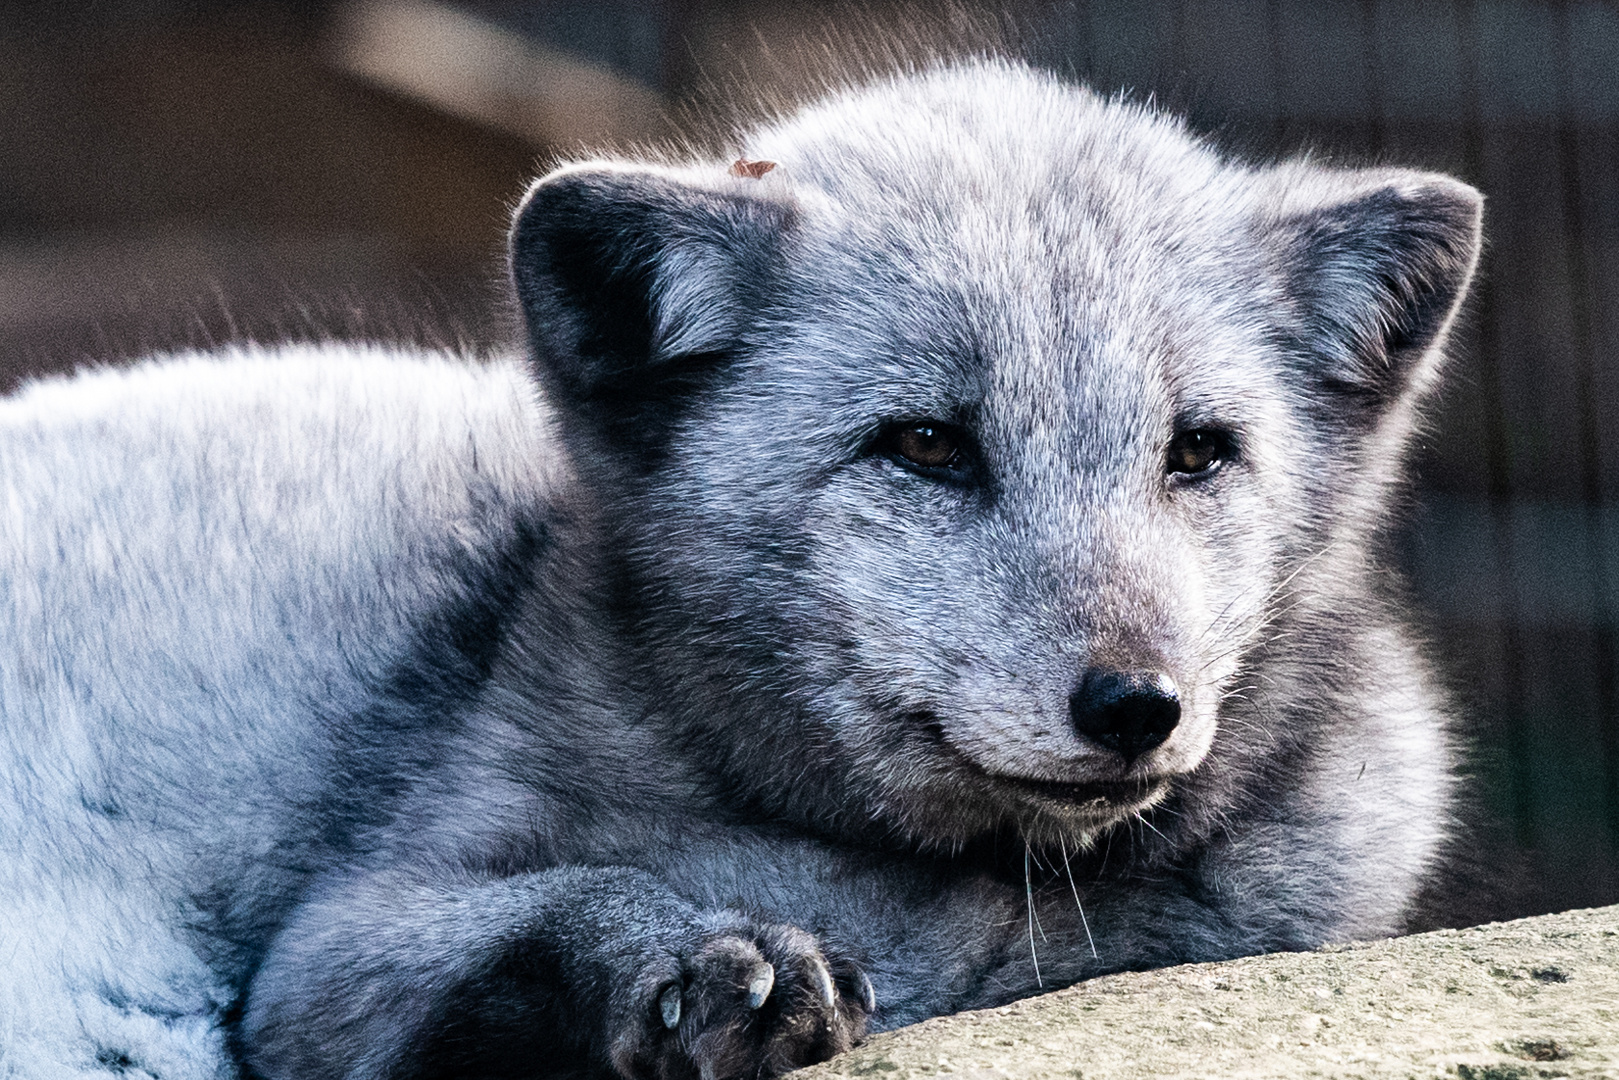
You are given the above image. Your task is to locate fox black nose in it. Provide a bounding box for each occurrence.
[1069,671,1180,763]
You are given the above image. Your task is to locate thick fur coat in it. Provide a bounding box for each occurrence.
[0,62,1480,1080]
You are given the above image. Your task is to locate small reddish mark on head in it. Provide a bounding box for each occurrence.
[729,158,777,179]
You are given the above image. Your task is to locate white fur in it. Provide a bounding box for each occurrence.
[0,345,553,1079]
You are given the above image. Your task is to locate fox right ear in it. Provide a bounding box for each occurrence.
[510,166,795,457]
[1265,170,1483,421]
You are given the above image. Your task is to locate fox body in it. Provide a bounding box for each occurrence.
[0,62,1479,1080]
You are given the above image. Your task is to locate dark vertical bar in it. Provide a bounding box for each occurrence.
[1360,0,1386,158]
[1078,0,1097,75]
[1264,0,1286,148]
[1454,0,1534,848]
[657,0,698,101]
[1168,0,1188,95]
[1555,0,1619,854]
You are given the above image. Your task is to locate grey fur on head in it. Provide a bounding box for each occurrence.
[0,59,1479,1080]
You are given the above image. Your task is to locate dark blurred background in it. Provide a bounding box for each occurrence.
[3,0,1616,925]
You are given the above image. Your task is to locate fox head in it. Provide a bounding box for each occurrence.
[508,62,1480,852]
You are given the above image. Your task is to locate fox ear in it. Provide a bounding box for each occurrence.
[510,165,793,456]
[1269,171,1482,414]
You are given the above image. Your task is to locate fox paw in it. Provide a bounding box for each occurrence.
[619,918,874,1080]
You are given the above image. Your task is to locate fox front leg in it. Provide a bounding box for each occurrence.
[241,865,873,1080]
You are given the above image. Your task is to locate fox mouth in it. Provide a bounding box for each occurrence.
[909,712,1169,811]
[986,772,1167,809]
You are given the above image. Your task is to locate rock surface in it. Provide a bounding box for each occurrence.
[801,906,1619,1080]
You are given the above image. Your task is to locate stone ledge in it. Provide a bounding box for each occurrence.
[801,906,1619,1080]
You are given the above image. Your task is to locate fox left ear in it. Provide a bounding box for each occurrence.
[509,164,795,461]
[1267,171,1483,413]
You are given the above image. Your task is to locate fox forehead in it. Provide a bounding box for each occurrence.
[735,156,1275,454]
[747,62,1229,211]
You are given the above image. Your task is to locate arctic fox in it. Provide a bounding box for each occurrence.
[0,61,1479,1080]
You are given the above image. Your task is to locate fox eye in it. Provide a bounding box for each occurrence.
[1166,429,1229,476]
[883,422,964,473]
